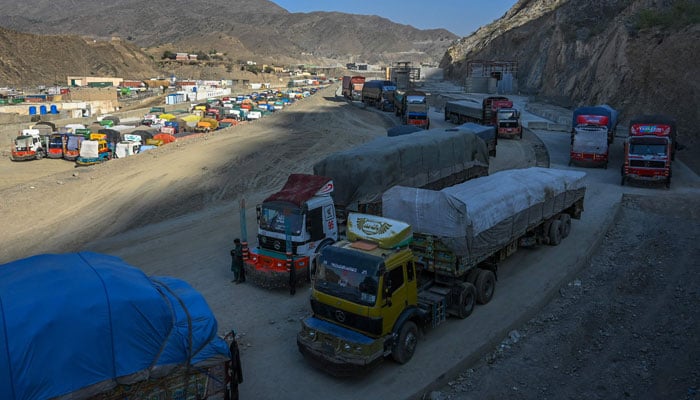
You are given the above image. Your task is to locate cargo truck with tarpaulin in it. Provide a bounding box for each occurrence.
[451,122,498,158]
[0,252,242,400]
[342,75,365,100]
[243,128,489,290]
[392,90,429,129]
[297,167,586,376]
[571,105,619,144]
[621,114,677,188]
[10,129,46,161]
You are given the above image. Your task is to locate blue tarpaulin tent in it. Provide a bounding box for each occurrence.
[0,252,231,400]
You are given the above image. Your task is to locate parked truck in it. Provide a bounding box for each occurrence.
[10,129,46,161]
[46,133,65,159]
[445,96,514,127]
[342,75,365,100]
[621,115,677,188]
[571,105,619,145]
[361,80,397,108]
[297,167,587,376]
[393,90,430,129]
[496,107,522,139]
[243,128,490,289]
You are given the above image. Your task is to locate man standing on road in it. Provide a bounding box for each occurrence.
[230,239,245,284]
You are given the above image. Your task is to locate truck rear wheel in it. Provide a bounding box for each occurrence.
[558,214,571,239]
[392,321,418,364]
[455,282,476,319]
[548,219,562,246]
[475,269,496,305]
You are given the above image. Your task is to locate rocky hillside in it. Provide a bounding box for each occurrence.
[0,0,456,66]
[0,27,159,86]
[442,0,700,150]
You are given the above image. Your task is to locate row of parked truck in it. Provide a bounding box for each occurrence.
[341,76,431,130]
[231,119,587,375]
[567,104,678,188]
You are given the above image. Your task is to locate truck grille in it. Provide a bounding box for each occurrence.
[258,235,300,253]
[311,299,382,336]
[629,160,666,168]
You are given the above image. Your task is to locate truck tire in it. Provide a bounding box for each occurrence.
[475,269,496,305]
[548,219,562,246]
[665,177,671,189]
[558,214,571,239]
[455,282,476,319]
[391,321,418,364]
[35,151,44,160]
[621,175,626,186]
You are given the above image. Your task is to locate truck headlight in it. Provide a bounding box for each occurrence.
[343,343,351,351]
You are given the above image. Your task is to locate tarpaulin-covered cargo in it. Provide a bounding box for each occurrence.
[79,140,100,158]
[0,252,232,400]
[313,128,489,212]
[453,122,497,157]
[382,167,586,265]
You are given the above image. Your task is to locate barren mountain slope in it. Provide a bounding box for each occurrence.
[442,0,700,156]
[0,0,456,66]
[0,27,159,86]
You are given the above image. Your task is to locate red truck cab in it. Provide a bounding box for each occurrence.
[621,115,676,188]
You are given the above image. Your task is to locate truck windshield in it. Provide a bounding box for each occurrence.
[315,246,381,306]
[498,110,517,120]
[629,142,667,156]
[259,204,303,235]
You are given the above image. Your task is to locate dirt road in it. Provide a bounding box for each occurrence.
[3,84,698,399]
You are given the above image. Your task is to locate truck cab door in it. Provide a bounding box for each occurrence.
[381,264,409,335]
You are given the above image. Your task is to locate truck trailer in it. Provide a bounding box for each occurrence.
[243,129,490,290]
[621,114,677,188]
[297,167,586,376]
[445,96,516,129]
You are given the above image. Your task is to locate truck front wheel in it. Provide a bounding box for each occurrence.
[392,321,418,364]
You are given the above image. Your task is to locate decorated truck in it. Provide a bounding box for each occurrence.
[571,105,619,144]
[342,75,365,100]
[621,114,677,188]
[243,128,490,290]
[569,105,619,167]
[0,252,242,400]
[393,90,430,129]
[297,167,586,376]
[10,129,46,161]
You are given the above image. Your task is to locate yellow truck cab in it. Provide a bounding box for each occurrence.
[297,213,422,376]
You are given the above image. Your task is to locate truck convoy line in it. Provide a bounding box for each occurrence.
[296,167,587,375]
[444,96,522,140]
[243,128,490,290]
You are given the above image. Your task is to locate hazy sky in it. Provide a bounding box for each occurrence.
[270,0,518,37]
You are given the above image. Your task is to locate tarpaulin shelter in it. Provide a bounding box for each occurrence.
[0,252,231,400]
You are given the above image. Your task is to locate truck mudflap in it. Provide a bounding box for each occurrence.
[244,249,311,289]
[297,316,385,377]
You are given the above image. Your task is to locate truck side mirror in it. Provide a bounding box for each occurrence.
[255,205,261,222]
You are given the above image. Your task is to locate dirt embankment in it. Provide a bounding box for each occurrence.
[433,193,700,400]
[0,84,392,263]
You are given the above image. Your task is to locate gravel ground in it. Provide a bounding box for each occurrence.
[430,193,700,400]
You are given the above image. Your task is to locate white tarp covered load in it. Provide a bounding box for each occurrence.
[313,128,489,209]
[115,141,139,158]
[382,167,586,259]
[572,125,608,155]
[79,140,99,158]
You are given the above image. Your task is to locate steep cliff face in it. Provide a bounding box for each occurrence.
[442,0,700,149]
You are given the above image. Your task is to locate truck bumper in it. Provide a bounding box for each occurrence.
[297,317,385,377]
[243,251,311,290]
